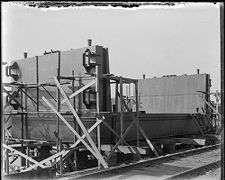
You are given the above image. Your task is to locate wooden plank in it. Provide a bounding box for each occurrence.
[42,96,107,168]
[23,118,102,172]
[61,80,96,105]
[176,138,206,146]
[102,121,142,158]
[138,125,159,156]
[52,77,108,168]
[119,94,159,157]
[106,121,135,162]
[3,144,46,169]
[101,145,147,155]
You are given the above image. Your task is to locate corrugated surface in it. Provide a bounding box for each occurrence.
[138,74,210,113]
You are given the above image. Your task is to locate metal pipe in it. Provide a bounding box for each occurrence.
[24,52,28,59]
[197,69,200,74]
[88,39,92,46]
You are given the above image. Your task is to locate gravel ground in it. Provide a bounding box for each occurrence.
[191,167,221,180]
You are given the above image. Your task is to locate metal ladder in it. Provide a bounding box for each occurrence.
[192,114,212,136]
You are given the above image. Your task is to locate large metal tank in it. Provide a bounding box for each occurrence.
[4,44,112,143]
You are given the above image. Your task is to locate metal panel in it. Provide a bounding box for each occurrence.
[138,74,209,113]
[38,53,58,83]
[13,57,36,83]
[114,113,200,142]
[11,115,97,143]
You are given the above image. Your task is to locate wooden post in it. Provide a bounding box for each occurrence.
[51,77,108,168]
[5,142,9,174]
[57,50,62,174]
[25,85,30,168]
[20,88,26,166]
[36,56,39,112]
[96,65,101,168]
[220,4,224,180]
[135,81,140,147]
[57,68,60,153]
[26,146,30,168]
[72,70,77,170]
[119,77,124,143]
[23,119,103,172]
[59,139,63,175]
[25,85,28,139]
[115,82,118,113]
[114,82,118,143]
[42,96,108,168]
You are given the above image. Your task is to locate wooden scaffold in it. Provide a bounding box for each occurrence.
[2,62,159,177]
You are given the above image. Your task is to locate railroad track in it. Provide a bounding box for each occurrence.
[59,144,221,180]
[164,160,220,180]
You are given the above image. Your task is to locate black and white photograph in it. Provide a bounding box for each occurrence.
[1,2,224,180]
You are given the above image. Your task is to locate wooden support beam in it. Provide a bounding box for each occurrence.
[42,95,108,169]
[61,80,96,105]
[101,145,147,155]
[119,77,124,139]
[138,125,159,156]
[23,118,102,172]
[106,121,135,162]
[3,87,24,109]
[135,81,140,147]
[95,65,101,168]
[119,94,159,157]
[52,77,108,168]
[3,144,46,169]
[102,121,142,159]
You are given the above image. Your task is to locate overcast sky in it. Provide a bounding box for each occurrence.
[2,2,221,92]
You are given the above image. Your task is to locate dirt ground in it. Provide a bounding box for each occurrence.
[191,167,221,180]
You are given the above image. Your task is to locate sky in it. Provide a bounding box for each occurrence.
[2,2,221,93]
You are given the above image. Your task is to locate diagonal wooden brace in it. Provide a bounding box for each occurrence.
[42,96,108,168]
[3,144,46,169]
[106,120,135,162]
[61,80,96,105]
[23,117,103,172]
[119,94,159,157]
[52,77,108,168]
[102,121,142,159]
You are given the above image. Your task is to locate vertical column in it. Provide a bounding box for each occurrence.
[96,65,101,168]
[5,141,9,174]
[220,3,224,180]
[25,85,28,138]
[115,82,118,113]
[21,87,25,166]
[78,74,82,134]
[57,51,63,175]
[135,81,140,147]
[119,77,124,142]
[36,56,39,112]
[25,85,29,168]
[72,70,77,170]
[114,82,118,143]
